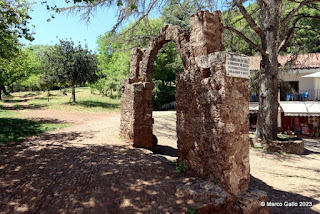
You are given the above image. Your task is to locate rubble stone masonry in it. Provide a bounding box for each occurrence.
[120,10,250,196]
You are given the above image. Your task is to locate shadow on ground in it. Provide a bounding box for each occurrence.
[0,135,318,213]
[153,145,178,158]
[0,141,195,213]
[9,104,47,110]
[72,100,120,109]
[250,176,319,214]
[0,118,67,144]
[3,99,29,103]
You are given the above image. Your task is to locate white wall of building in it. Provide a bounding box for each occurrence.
[279,68,320,99]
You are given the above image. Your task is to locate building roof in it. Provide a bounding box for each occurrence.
[249,53,320,70]
[249,101,320,116]
[280,101,320,116]
[302,71,320,78]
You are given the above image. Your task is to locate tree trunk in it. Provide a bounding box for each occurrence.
[47,89,50,102]
[10,85,13,93]
[1,85,8,95]
[3,86,7,95]
[257,58,279,141]
[257,0,280,141]
[0,88,2,100]
[72,84,76,102]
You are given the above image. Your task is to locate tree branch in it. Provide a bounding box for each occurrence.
[281,0,320,27]
[234,0,265,39]
[224,26,267,57]
[278,15,320,52]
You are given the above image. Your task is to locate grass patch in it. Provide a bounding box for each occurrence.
[0,117,69,144]
[0,104,20,118]
[26,87,120,112]
[0,103,69,144]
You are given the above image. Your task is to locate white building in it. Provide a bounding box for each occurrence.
[248,53,320,134]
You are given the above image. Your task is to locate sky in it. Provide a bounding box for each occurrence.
[24,1,119,52]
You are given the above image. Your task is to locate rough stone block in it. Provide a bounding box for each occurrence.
[235,189,270,214]
[265,140,305,155]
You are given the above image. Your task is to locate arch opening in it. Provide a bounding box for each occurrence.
[120,10,250,197]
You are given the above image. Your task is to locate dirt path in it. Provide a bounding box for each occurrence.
[0,110,319,213]
[0,111,200,214]
[153,111,320,214]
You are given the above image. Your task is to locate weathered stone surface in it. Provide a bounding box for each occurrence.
[235,189,270,214]
[129,48,143,82]
[190,11,224,57]
[120,82,153,149]
[175,180,270,214]
[265,140,305,155]
[175,179,237,213]
[176,52,250,196]
[120,10,250,197]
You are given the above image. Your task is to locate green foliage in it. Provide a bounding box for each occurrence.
[249,70,259,96]
[25,87,121,113]
[161,0,200,32]
[153,84,176,110]
[284,7,320,54]
[187,207,200,214]
[223,2,320,55]
[176,158,187,172]
[95,18,183,105]
[0,0,34,59]
[0,117,68,144]
[0,106,68,144]
[94,18,167,97]
[0,48,41,92]
[94,35,130,97]
[0,0,34,97]
[152,41,182,109]
[222,4,261,56]
[42,40,99,102]
[153,42,183,83]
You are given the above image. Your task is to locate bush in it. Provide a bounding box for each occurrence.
[152,84,176,110]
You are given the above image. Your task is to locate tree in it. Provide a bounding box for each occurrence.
[0,0,34,99]
[223,0,320,140]
[43,40,99,102]
[0,0,34,59]
[95,18,166,97]
[19,45,52,92]
[95,33,130,96]
[50,0,320,141]
[223,4,320,55]
[162,0,202,32]
[0,48,40,99]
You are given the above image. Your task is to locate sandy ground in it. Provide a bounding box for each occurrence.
[0,109,319,213]
[153,111,320,213]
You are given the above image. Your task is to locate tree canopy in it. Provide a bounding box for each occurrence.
[37,0,320,141]
[42,40,99,102]
[0,0,34,59]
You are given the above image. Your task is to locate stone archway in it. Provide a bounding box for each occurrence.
[120,11,250,197]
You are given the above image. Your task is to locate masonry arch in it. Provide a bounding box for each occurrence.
[120,10,250,196]
[128,24,192,84]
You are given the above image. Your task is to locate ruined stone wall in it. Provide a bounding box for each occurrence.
[120,81,154,148]
[176,52,250,196]
[120,25,192,149]
[120,10,250,196]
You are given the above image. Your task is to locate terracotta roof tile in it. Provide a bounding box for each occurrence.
[249,53,320,70]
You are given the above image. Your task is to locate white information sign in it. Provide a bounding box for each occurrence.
[226,53,250,79]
